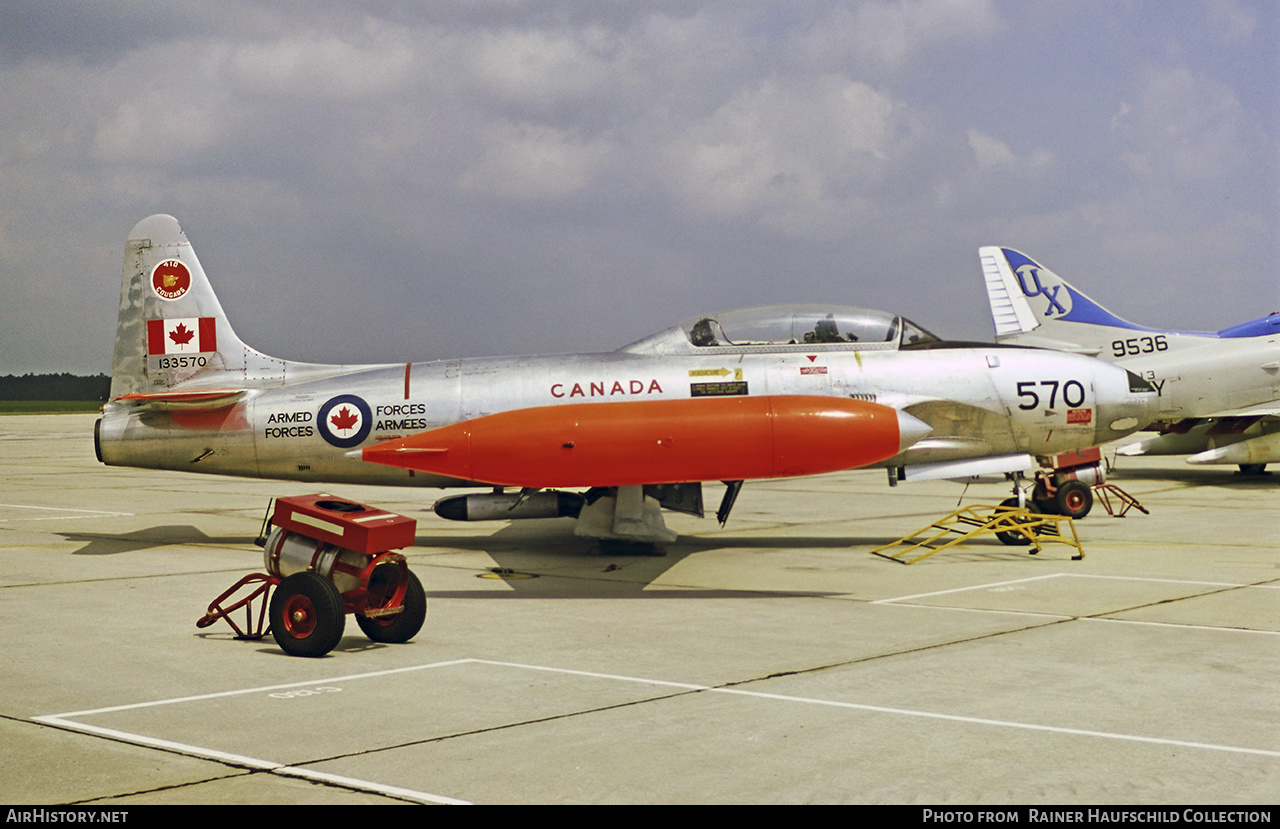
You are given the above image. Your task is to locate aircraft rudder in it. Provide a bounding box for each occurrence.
[979,246,1040,339]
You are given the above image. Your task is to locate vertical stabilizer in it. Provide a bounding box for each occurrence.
[978,247,1152,355]
[111,215,283,398]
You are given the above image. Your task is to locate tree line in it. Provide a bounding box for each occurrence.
[0,374,111,401]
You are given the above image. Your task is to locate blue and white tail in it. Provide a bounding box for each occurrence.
[978,247,1174,357]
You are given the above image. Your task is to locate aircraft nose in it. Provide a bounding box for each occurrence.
[896,409,932,453]
[1094,366,1159,442]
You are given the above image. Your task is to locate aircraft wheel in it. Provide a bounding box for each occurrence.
[1238,463,1268,476]
[994,497,1034,546]
[1033,497,1057,515]
[356,565,426,644]
[1054,480,1093,519]
[270,571,346,657]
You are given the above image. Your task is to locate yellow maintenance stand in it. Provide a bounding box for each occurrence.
[870,502,1085,565]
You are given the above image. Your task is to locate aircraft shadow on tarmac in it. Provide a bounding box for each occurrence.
[409,516,1044,599]
[54,512,1040,597]
[411,520,843,599]
[59,524,256,557]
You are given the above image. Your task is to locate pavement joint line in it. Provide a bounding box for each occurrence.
[24,649,1280,802]
[30,716,470,806]
[468,659,1280,760]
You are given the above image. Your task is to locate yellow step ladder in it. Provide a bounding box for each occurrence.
[869,503,1084,565]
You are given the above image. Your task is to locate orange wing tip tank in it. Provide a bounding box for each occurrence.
[359,395,929,488]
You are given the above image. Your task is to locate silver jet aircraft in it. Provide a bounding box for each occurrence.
[96,215,1158,544]
[981,246,1280,474]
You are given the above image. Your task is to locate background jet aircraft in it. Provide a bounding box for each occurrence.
[96,215,1157,542]
[981,246,1280,474]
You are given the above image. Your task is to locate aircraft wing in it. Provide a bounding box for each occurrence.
[1198,404,1280,420]
[1117,408,1280,466]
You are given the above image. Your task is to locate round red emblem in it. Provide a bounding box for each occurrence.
[151,259,191,300]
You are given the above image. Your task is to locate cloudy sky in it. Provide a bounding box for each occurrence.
[1,0,1276,374]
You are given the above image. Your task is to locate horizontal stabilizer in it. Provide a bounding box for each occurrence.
[113,388,247,411]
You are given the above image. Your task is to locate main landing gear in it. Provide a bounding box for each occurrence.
[198,495,425,657]
[996,449,1147,546]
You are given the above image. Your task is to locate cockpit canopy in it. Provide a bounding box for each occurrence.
[620,305,942,354]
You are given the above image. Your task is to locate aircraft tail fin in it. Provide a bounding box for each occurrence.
[110,215,274,399]
[978,246,1152,356]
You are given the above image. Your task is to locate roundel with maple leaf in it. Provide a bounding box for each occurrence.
[317,395,373,448]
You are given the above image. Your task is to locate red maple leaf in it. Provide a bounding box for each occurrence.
[330,406,360,432]
[168,323,195,347]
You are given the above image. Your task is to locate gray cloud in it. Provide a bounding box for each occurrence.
[1,1,1275,373]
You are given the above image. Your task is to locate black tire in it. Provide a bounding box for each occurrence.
[1033,496,1057,515]
[356,565,426,644]
[1238,463,1268,476]
[1054,480,1093,519]
[994,497,1034,546]
[270,571,346,657]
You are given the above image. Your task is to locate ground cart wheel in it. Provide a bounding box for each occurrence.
[356,565,427,644]
[270,571,346,657]
[1053,480,1093,520]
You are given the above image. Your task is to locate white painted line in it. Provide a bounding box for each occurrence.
[41,659,477,720]
[36,654,1279,808]
[35,659,478,805]
[468,659,1280,760]
[271,767,471,805]
[874,573,1063,604]
[873,573,1280,634]
[873,603,1072,620]
[1058,572,1272,589]
[31,716,283,771]
[706,685,1280,759]
[0,503,133,522]
[33,715,469,805]
[1082,616,1280,637]
[877,572,1277,604]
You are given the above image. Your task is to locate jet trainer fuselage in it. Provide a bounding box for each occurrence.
[99,331,1151,484]
[96,216,1158,540]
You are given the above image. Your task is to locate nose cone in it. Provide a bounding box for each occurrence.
[896,409,932,453]
[1094,367,1159,442]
